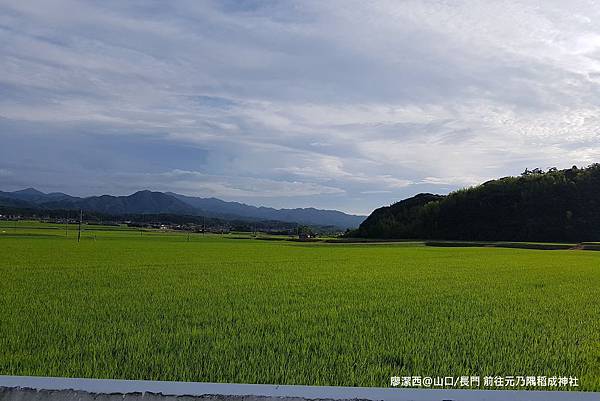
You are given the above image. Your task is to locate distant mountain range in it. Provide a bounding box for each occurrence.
[0,188,365,229]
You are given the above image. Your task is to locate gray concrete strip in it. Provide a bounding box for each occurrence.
[0,376,598,401]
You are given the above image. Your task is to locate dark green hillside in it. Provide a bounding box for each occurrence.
[357,193,444,238]
[356,164,600,242]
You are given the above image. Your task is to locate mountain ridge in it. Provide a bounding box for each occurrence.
[167,192,363,228]
[0,188,365,229]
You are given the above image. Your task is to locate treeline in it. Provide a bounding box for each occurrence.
[0,206,341,234]
[353,164,600,242]
[0,206,115,222]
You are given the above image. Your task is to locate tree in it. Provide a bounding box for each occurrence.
[356,164,600,242]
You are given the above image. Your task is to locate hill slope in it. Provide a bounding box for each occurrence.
[0,188,73,204]
[40,190,198,215]
[168,192,365,229]
[356,164,600,242]
[357,193,445,238]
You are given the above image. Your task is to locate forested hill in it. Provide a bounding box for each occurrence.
[355,164,600,242]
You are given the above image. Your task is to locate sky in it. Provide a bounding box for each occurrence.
[1,1,600,215]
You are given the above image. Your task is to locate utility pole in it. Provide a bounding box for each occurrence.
[65,211,68,237]
[77,209,82,243]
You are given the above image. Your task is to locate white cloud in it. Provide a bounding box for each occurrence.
[421,176,486,187]
[1,0,600,213]
[113,169,345,199]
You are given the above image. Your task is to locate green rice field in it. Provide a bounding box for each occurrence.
[1,221,599,390]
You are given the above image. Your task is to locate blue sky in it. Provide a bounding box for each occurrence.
[1,1,600,215]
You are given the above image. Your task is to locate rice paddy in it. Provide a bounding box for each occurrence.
[0,221,599,390]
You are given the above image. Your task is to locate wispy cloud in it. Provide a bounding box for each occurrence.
[1,0,600,214]
[114,169,346,198]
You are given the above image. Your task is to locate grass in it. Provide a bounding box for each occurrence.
[0,222,599,390]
